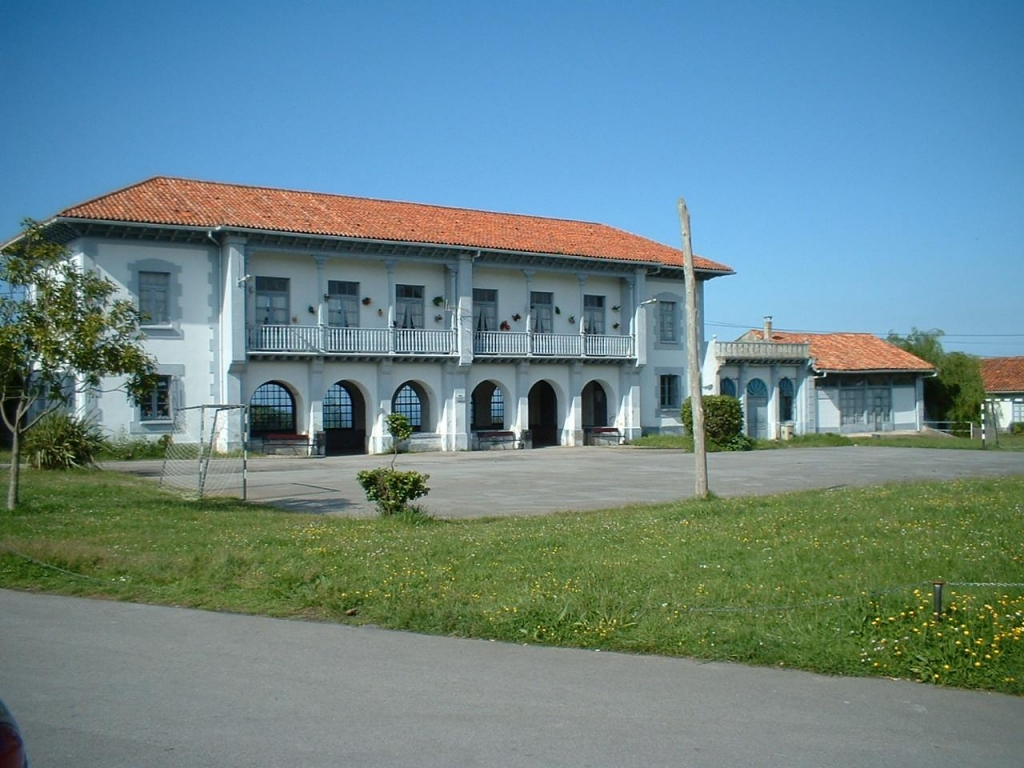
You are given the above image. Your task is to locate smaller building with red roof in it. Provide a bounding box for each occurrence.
[702,317,935,438]
[980,357,1024,431]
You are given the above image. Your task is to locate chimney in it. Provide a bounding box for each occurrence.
[763,315,773,340]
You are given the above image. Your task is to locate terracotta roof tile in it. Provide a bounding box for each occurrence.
[749,330,934,372]
[981,356,1024,393]
[55,177,733,273]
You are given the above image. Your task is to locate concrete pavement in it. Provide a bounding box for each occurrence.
[2,589,1022,768]
[107,445,1024,517]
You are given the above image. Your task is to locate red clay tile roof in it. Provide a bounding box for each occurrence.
[54,177,733,273]
[749,330,934,373]
[981,356,1024,393]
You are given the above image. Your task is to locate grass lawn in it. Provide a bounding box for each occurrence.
[2,469,1023,694]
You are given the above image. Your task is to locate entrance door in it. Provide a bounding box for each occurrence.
[746,378,769,440]
[323,381,366,455]
[581,381,608,428]
[528,381,559,446]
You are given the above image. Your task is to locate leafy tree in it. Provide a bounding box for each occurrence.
[0,220,157,509]
[886,328,984,425]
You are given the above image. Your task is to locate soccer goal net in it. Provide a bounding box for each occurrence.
[160,404,248,500]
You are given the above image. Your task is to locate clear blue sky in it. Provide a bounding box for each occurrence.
[2,0,1021,355]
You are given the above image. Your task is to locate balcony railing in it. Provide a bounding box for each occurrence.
[249,324,637,360]
[249,325,456,356]
[714,341,810,362]
[474,331,633,358]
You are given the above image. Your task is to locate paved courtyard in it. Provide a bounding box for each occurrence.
[109,445,1024,518]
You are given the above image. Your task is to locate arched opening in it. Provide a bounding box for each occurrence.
[323,380,367,455]
[470,381,505,431]
[528,381,559,447]
[250,381,296,436]
[581,380,609,428]
[745,378,769,439]
[393,381,429,432]
[720,378,736,398]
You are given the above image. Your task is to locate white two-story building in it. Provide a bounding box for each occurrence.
[33,177,733,454]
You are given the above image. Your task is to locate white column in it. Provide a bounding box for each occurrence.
[220,235,248,406]
[568,362,584,445]
[456,255,474,365]
[632,268,647,367]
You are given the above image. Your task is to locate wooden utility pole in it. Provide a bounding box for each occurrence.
[678,197,709,499]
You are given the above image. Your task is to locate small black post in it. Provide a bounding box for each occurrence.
[932,580,945,618]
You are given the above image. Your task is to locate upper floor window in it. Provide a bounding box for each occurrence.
[531,291,553,334]
[255,277,290,325]
[583,295,605,334]
[657,300,678,343]
[140,375,172,421]
[139,271,170,325]
[473,289,497,332]
[327,280,359,327]
[396,284,424,329]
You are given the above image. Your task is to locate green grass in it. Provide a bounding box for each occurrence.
[2,469,1023,694]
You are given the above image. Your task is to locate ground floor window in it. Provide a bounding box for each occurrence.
[323,384,354,429]
[1012,400,1024,424]
[778,378,794,422]
[720,378,736,397]
[393,383,423,431]
[140,375,172,421]
[839,378,891,428]
[250,382,296,434]
[659,374,680,409]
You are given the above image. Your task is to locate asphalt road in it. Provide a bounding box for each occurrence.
[2,589,1023,768]
[108,445,1024,517]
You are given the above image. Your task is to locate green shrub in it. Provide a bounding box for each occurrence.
[23,411,107,469]
[1011,422,1024,436]
[357,468,431,516]
[100,431,169,460]
[357,412,431,516]
[681,395,746,448]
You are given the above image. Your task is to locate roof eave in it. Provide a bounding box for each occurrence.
[38,216,735,277]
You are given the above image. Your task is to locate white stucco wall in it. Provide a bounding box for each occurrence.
[72,234,722,451]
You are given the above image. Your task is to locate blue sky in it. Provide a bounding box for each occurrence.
[2,0,1021,355]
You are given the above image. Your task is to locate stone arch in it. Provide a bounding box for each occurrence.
[470,380,507,431]
[528,380,559,447]
[581,379,610,428]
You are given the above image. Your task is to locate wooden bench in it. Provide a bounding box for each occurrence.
[584,427,622,446]
[254,433,310,456]
[473,430,519,451]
